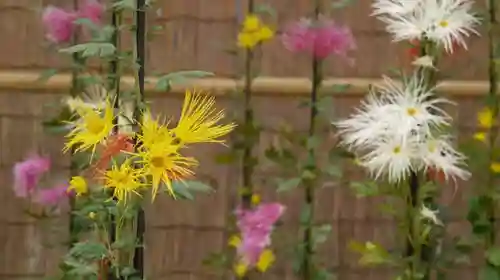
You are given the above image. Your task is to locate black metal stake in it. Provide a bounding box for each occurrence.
[108,4,121,280]
[133,0,146,278]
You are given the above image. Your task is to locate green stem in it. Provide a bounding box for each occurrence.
[302,2,322,278]
[68,0,83,247]
[241,0,255,210]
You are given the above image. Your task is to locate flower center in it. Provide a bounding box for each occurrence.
[439,20,449,28]
[85,117,105,134]
[393,146,401,154]
[151,156,165,168]
[115,173,129,185]
[406,107,417,116]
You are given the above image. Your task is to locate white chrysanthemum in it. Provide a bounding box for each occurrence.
[335,75,450,150]
[372,0,423,16]
[335,73,469,183]
[376,75,452,137]
[418,135,471,181]
[375,0,479,53]
[359,135,417,183]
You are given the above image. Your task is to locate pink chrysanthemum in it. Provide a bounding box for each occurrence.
[235,203,285,265]
[35,184,70,206]
[42,6,77,43]
[13,155,51,198]
[78,0,105,25]
[282,16,356,61]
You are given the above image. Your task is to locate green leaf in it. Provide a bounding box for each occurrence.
[68,241,108,261]
[214,151,237,164]
[113,0,136,10]
[479,265,500,280]
[276,177,302,192]
[349,241,391,266]
[324,164,342,178]
[155,70,214,91]
[170,180,213,199]
[349,181,379,197]
[183,180,214,193]
[313,269,335,280]
[59,43,116,58]
[312,224,332,247]
[299,204,312,225]
[170,182,194,200]
[306,135,321,150]
[330,83,351,93]
[331,0,357,9]
[202,252,228,268]
[37,69,58,83]
[487,248,500,267]
[254,3,277,18]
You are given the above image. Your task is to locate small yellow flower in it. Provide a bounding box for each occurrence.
[136,142,197,200]
[228,235,241,247]
[242,14,261,32]
[234,262,248,278]
[474,132,487,142]
[63,98,115,155]
[478,107,494,129]
[251,194,261,206]
[171,90,236,146]
[103,159,144,204]
[256,249,275,272]
[67,176,88,196]
[237,14,274,49]
[88,212,96,219]
[491,162,500,173]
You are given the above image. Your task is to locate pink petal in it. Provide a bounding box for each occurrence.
[78,0,105,25]
[35,184,70,206]
[13,156,51,198]
[42,6,77,43]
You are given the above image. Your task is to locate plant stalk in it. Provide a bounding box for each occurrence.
[68,0,83,248]
[241,0,255,210]
[405,38,439,280]
[302,2,322,279]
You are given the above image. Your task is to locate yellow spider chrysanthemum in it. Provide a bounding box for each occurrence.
[171,90,236,146]
[104,159,144,204]
[63,98,114,155]
[139,112,174,149]
[67,176,88,196]
[136,142,198,200]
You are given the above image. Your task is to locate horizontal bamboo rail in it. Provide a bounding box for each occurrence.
[0,70,491,96]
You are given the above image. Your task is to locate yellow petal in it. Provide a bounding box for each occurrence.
[478,107,494,129]
[228,235,241,247]
[237,32,258,49]
[257,26,274,41]
[473,132,487,142]
[256,249,275,272]
[243,14,261,32]
[234,262,248,277]
[491,162,500,173]
[251,194,261,206]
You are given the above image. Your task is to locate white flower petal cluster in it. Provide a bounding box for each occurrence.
[372,0,479,53]
[335,74,470,183]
